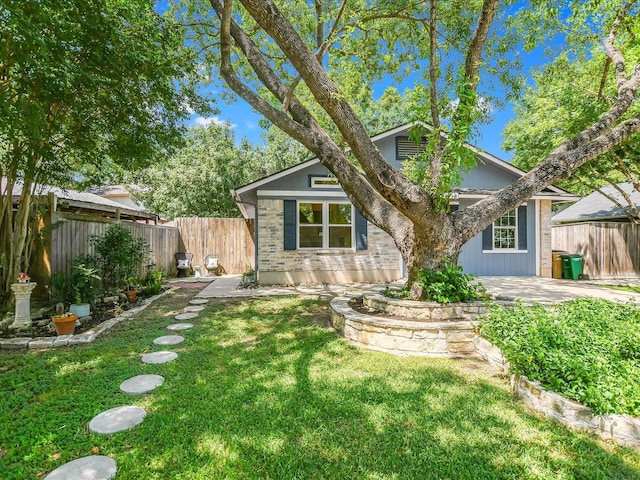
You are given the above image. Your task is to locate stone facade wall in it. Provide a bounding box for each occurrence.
[257,198,402,284]
[539,200,552,278]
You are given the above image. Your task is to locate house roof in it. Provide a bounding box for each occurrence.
[232,122,577,218]
[553,182,640,224]
[2,178,157,221]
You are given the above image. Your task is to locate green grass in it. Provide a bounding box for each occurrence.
[1,290,640,479]
[604,285,640,295]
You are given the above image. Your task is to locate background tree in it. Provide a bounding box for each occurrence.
[181,0,640,298]
[131,122,260,218]
[504,49,640,221]
[0,0,208,298]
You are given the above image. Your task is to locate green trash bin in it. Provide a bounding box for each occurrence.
[560,254,583,280]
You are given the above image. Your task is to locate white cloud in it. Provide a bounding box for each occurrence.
[194,116,235,128]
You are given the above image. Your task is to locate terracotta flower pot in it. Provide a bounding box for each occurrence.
[124,288,137,302]
[52,314,78,335]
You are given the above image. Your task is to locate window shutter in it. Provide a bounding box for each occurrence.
[482,225,493,250]
[517,205,527,250]
[355,209,368,250]
[283,200,296,250]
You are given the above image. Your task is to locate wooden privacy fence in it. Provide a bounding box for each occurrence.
[31,212,180,289]
[173,217,255,274]
[552,222,640,279]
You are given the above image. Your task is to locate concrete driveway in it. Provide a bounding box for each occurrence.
[479,276,640,304]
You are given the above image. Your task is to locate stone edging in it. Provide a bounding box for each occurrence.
[0,287,178,350]
[332,295,640,450]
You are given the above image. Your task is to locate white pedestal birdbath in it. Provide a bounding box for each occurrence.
[10,282,37,329]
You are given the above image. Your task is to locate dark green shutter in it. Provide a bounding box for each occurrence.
[482,225,493,250]
[517,205,527,250]
[355,209,368,250]
[283,200,296,250]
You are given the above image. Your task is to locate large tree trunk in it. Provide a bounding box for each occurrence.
[397,212,463,300]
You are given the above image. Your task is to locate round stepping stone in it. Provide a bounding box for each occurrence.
[89,406,146,435]
[184,305,205,312]
[120,374,165,394]
[167,323,193,331]
[45,455,116,480]
[141,351,178,364]
[175,312,198,321]
[154,335,185,345]
[189,299,209,305]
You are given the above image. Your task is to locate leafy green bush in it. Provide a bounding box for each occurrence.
[479,298,640,416]
[145,269,165,295]
[415,259,484,303]
[51,256,101,306]
[90,224,152,291]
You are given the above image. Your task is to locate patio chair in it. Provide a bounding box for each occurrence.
[175,252,193,278]
[204,254,220,276]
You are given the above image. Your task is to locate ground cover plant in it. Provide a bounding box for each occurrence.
[480,298,640,416]
[1,292,640,479]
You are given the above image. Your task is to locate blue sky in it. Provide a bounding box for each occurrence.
[191,80,522,162]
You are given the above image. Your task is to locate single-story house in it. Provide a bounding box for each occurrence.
[232,124,577,284]
[553,182,640,224]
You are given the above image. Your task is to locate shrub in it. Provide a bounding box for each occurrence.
[414,259,484,303]
[90,224,152,291]
[145,269,165,295]
[479,298,640,416]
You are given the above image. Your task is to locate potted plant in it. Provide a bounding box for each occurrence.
[242,264,255,286]
[51,311,78,335]
[123,276,141,302]
[69,259,101,317]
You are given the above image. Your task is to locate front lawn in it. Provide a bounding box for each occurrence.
[1,291,640,479]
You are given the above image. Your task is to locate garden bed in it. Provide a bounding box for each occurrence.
[0,288,174,349]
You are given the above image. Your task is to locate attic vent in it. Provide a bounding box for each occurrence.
[396,136,426,161]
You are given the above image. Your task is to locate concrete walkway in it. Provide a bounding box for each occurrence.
[197,274,640,305]
[196,274,377,299]
[479,276,640,304]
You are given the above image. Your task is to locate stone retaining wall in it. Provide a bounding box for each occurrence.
[512,374,640,449]
[363,294,504,321]
[331,297,478,358]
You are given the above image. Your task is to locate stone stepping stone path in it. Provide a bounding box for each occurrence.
[167,323,193,331]
[142,351,178,364]
[89,406,146,435]
[184,305,205,312]
[46,296,204,479]
[44,455,117,480]
[120,374,165,394]
[154,334,185,345]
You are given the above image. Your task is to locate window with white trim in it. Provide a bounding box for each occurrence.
[298,202,353,249]
[493,209,517,249]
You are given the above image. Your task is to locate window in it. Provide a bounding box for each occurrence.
[493,209,517,249]
[298,202,352,249]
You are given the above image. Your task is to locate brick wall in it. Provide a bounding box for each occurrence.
[257,199,402,284]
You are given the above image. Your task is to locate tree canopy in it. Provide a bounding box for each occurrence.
[0,0,208,296]
[504,44,640,220]
[178,0,640,297]
[130,122,310,219]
